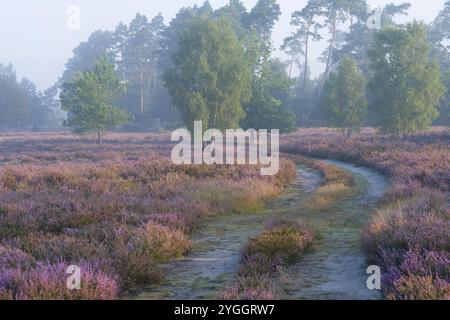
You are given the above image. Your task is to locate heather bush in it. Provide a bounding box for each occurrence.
[363,192,450,300]
[239,253,280,278]
[0,261,118,300]
[302,182,351,212]
[222,218,314,300]
[245,223,314,265]
[142,223,191,262]
[0,245,35,270]
[220,275,277,300]
[110,227,164,289]
[17,234,108,264]
[386,275,449,300]
[192,179,278,214]
[149,213,189,232]
[400,250,450,279]
[363,202,449,256]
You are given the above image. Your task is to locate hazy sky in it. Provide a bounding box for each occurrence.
[0,0,446,90]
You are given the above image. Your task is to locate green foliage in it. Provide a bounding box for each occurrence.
[282,0,323,79]
[0,63,57,131]
[213,0,247,37]
[242,59,296,133]
[369,23,445,134]
[57,1,285,132]
[429,1,450,125]
[115,14,166,127]
[243,0,281,47]
[289,77,319,127]
[61,31,116,84]
[164,17,252,132]
[60,58,130,143]
[0,64,26,128]
[439,70,450,126]
[323,56,367,137]
[336,2,411,70]
[282,0,324,127]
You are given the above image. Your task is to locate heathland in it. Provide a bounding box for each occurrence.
[0,128,448,300]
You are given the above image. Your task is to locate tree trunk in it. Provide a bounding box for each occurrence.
[140,71,144,114]
[288,52,295,79]
[303,20,312,93]
[97,130,102,145]
[317,15,337,101]
[324,16,337,76]
[153,56,158,90]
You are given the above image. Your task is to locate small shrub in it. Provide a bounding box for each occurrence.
[223,218,314,300]
[386,275,450,300]
[111,228,163,289]
[143,223,191,262]
[0,262,118,300]
[245,220,314,266]
[0,245,35,270]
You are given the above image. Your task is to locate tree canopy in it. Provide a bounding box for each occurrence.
[368,23,445,134]
[323,56,367,137]
[60,58,130,143]
[0,63,57,131]
[164,17,252,133]
[243,59,295,133]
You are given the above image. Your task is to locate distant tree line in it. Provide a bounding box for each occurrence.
[60,0,296,135]
[284,0,450,135]
[0,63,62,131]
[2,0,450,135]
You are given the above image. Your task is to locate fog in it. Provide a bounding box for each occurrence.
[0,0,445,90]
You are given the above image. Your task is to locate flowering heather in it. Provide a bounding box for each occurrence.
[0,133,295,299]
[282,128,450,300]
[0,245,35,270]
[221,218,314,300]
[245,218,314,266]
[282,128,450,192]
[0,132,172,165]
[0,261,119,300]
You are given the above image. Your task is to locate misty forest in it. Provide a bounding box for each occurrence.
[0,0,449,301]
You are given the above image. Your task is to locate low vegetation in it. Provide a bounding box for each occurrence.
[1,0,450,302]
[0,134,296,299]
[221,157,356,300]
[221,218,314,300]
[300,158,354,212]
[282,128,450,300]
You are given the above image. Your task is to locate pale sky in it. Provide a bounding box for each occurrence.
[0,0,446,90]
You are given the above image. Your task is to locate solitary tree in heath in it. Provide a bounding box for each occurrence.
[369,22,445,135]
[164,17,252,133]
[323,56,367,138]
[60,58,130,144]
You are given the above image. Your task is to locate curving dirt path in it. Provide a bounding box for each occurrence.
[136,160,388,300]
[282,160,389,300]
[136,166,323,300]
